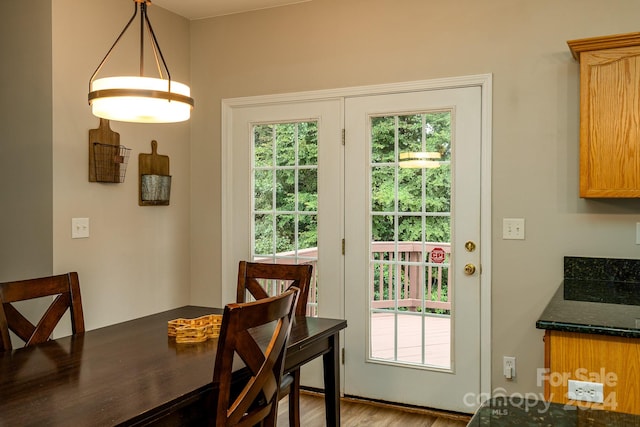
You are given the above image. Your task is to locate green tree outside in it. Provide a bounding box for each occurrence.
[252,112,452,313]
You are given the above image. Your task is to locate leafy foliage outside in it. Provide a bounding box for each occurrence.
[252,112,452,313]
[370,112,451,241]
[370,112,452,314]
[253,122,319,256]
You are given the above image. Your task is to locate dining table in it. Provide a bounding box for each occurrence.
[0,305,347,426]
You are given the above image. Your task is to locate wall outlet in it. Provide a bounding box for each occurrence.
[567,379,603,403]
[503,356,516,379]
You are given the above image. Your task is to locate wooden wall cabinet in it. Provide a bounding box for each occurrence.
[544,330,640,415]
[568,32,640,198]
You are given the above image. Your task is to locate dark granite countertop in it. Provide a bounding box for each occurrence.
[536,257,640,338]
[467,397,640,426]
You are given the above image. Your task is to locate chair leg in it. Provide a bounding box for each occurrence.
[288,370,301,427]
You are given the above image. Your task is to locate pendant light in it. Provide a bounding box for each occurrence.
[88,0,194,123]
[398,152,442,169]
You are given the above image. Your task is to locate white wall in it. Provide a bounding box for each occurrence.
[50,0,192,329]
[188,0,640,397]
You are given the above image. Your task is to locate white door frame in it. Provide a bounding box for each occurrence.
[221,74,492,398]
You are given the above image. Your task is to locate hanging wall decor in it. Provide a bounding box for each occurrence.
[139,140,171,206]
[88,118,131,183]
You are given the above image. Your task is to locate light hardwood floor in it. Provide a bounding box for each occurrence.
[277,392,471,426]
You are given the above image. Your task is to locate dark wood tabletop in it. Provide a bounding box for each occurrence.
[0,306,346,426]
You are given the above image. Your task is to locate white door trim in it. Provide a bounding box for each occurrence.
[221,73,492,397]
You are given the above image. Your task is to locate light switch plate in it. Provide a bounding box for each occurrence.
[72,218,89,239]
[503,218,525,240]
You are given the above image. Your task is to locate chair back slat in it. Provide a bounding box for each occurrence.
[237,261,313,316]
[211,287,299,427]
[0,272,85,351]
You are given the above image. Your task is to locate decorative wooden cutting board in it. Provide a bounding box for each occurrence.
[139,140,171,206]
[89,118,123,182]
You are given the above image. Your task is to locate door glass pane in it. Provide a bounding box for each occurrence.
[369,111,452,369]
[252,121,319,316]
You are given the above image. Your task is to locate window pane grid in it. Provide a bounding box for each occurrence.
[251,120,319,316]
[368,110,452,369]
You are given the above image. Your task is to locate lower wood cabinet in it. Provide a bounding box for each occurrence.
[544,330,640,415]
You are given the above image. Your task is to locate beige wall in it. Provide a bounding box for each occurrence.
[50,0,192,329]
[0,0,53,280]
[189,0,640,397]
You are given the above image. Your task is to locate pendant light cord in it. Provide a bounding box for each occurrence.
[141,1,173,92]
[89,0,173,94]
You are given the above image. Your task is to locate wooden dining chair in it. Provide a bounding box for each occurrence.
[0,272,85,352]
[210,287,299,427]
[236,261,314,427]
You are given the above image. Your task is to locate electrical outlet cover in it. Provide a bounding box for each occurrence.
[567,379,603,403]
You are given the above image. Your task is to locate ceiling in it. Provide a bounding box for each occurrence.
[151,0,311,20]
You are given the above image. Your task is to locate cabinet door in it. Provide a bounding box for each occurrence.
[545,330,640,415]
[579,46,640,197]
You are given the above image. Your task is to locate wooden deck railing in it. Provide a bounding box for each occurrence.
[255,241,451,317]
[253,250,319,317]
[370,242,451,313]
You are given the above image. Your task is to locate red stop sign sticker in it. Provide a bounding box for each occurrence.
[430,247,446,263]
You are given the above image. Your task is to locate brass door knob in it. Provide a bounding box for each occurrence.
[464,263,476,275]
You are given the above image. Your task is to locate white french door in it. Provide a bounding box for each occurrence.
[344,86,484,413]
[222,98,344,388]
[223,98,344,319]
[223,76,491,411]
